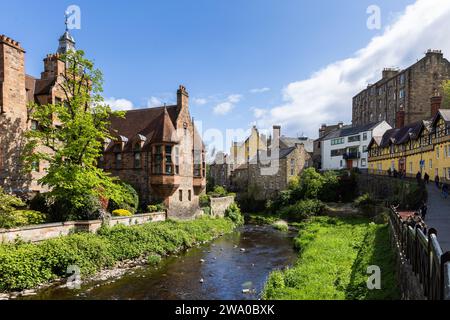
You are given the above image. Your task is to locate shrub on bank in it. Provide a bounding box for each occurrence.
[0,216,236,292]
[107,182,139,214]
[279,199,325,221]
[225,203,244,226]
[112,209,133,217]
[147,203,166,213]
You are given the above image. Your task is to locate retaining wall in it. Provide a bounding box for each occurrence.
[210,196,235,218]
[0,212,166,243]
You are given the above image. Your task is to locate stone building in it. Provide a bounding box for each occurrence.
[0,27,75,195]
[100,86,206,218]
[210,125,313,200]
[352,50,450,129]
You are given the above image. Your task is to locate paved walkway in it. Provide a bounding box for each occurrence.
[426,184,450,253]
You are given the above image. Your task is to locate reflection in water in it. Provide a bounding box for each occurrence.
[25,224,297,300]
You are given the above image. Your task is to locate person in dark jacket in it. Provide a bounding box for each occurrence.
[416,171,422,184]
[435,175,440,188]
[424,172,430,184]
[420,201,428,221]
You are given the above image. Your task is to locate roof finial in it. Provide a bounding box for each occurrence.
[64,10,69,32]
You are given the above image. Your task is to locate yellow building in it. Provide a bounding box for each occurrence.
[368,109,450,182]
[230,125,268,166]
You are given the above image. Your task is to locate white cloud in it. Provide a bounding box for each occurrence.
[252,107,268,119]
[147,96,163,108]
[193,98,208,105]
[250,87,270,94]
[104,97,134,111]
[213,94,242,115]
[257,0,450,138]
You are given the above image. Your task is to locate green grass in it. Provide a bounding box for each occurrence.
[262,216,399,300]
[0,216,235,292]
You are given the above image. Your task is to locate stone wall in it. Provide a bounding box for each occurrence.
[210,196,235,218]
[0,212,166,243]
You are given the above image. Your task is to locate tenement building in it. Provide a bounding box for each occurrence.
[368,95,450,182]
[100,86,206,218]
[352,50,450,129]
[0,28,76,195]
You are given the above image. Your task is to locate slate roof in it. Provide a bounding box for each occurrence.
[107,105,180,152]
[320,122,383,141]
[280,136,314,153]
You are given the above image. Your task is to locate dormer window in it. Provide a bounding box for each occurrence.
[31,120,39,131]
[115,153,122,169]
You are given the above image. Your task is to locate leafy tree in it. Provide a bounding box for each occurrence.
[299,168,325,199]
[23,50,127,219]
[443,80,450,109]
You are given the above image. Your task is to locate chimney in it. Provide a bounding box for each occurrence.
[431,93,443,117]
[382,68,399,80]
[395,110,405,128]
[176,85,189,113]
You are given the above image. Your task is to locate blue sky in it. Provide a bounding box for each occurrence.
[3,0,448,154]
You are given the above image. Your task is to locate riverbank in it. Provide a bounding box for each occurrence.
[262,216,400,300]
[0,216,236,295]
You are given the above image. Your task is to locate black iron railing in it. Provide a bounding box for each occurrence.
[389,207,450,300]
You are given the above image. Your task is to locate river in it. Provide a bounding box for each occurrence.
[24,224,297,300]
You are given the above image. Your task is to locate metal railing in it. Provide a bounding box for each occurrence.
[389,207,450,300]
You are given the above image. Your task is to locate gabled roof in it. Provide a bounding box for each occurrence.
[107,105,179,152]
[377,121,424,148]
[431,109,450,127]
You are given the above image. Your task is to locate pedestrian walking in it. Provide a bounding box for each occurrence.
[442,183,449,199]
[435,175,440,188]
[424,172,430,184]
[416,171,422,184]
[420,201,428,221]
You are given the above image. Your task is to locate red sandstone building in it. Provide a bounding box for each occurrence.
[100,86,207,218]
[1,27,206,217]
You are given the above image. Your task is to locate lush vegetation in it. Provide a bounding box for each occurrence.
[147,203,167,213]
[262,216,399,300]
[224,203,244,226]
[0,217,235,292]
[23,50,131,221]
[208,186,235,198]
[0,188,48,229]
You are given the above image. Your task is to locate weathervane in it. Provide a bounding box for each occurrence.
[64,11,69,32]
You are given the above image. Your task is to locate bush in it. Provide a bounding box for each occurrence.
[199,194,210,207]
[0,188,28,229]
[108,183,139,214]
[202,207,211,216]
[29,193,51,213]
[112,209,133,217]
[354,193,378,208]
[147,203,166,213]
[279,199,325,221]
[225,203,244,226]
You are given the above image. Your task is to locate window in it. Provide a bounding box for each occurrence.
[348,135,360,143]
[331,138,344,145]
[153,146,163,174]
[361,158,367,167]
[400,74,405,85]
[409,162,413,174]
[188,190,192,202]
[174,146,180,174]
[340,160,343,167]
[363,133,368,141]
[134,152,141,168]
[330,149,345,157]
[115,153,122,169]
[436,147,440,159]
[429,159,433,169]
[179,190,183,202]
[165,145,173,174]
[31,120,39,131]
[362,146,368,153]
[399,89,405,99]
[290,159,295,176]
[193,150,202,177]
